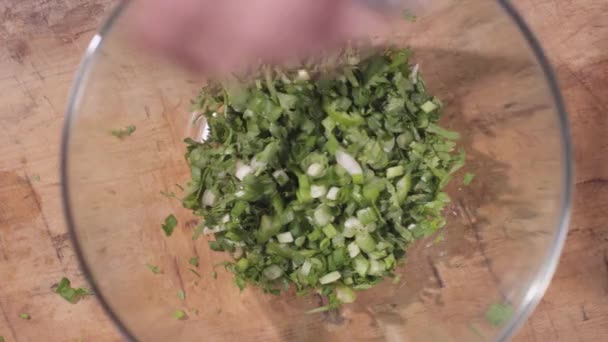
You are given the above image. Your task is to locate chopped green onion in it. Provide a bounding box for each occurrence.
[335,150,363,184]
[420,100,438,113]
[347,241,361,258]
[277,232,294,243]
[263,265,284,280]
[355,232,376,254]
[326,187,340,200]
[353,256,370,277]
[235,162,254,180]
[300,260,312,276]
[356,208,377,226]
[319,271,341,284]
[386,166,405,179]
[463,172,475,185]
[306,163,324,177]
[201,190,216,207]
[310,184,327,198]
[336,286,356,303]
[322,224,338,239]
[314,205,333,226]
[272,170,290,186]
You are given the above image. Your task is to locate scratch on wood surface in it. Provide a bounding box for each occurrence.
[173,256,186,296]
[581,304,590,321]
[23,174,66,263]
[0,299,18,341]
[576,178,608,185]
[427,256,445,288]
[458,199,506,299]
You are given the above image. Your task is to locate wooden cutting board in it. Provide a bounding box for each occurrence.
[0,0,606,341]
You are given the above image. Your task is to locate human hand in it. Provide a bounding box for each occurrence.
[128,0,387,74]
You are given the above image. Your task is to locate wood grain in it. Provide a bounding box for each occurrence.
[0,0,606,341]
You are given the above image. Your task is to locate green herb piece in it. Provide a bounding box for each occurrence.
[173,310,187,320]
[110,125,136,139]
[54,277,92,304]
[31,174,41,182]
[392,274,402,284]
[176,47,463,310]
[189,269,201,278]
[19,313,30,320]
[177,290,185,301]
[212,271,218,279]
[146,263,162,274]
[469,324,485,339]
[0,335,5,342]
[161,214,178,237]
[485,303,513,326]
[463,172,475,185]
[188,257,199,267]
[402,9,417,22]
[160,190,177,199]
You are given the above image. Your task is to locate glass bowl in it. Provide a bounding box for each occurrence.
[61,0,572,341]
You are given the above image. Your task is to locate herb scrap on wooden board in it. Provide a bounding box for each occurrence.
[188,257,199,267]
[146,263,162,274]
[54,277,93,304]
[175,47,464,311]
[173,310,187,320]
[161,214,178,237]
[485,303,513,326]
[110,125,136,139]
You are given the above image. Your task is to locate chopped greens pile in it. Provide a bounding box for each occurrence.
[180,47,464,311]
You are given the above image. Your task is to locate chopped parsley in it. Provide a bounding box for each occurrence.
[160,190,177,199]
[31,174,41,182]
[188,257,199,267]
[146,263,162,274]
[177,290,185,301]
[54,277,92,304]
[161,214,178,237]
[19,313,31,320]
[178,47,463,311]
[463,172,475,185]
[485,303,513,326]
[110,125,136,139]
[173,310,187,320]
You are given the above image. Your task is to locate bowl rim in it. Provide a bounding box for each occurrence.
[60,1,573,341]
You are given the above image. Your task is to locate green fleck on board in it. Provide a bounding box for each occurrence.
[110,125,136,139]
[463,172,475,185]
[485,303,513,326]
[161,214,178,237]
[54,277,93,304]
[146,263,162,274]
